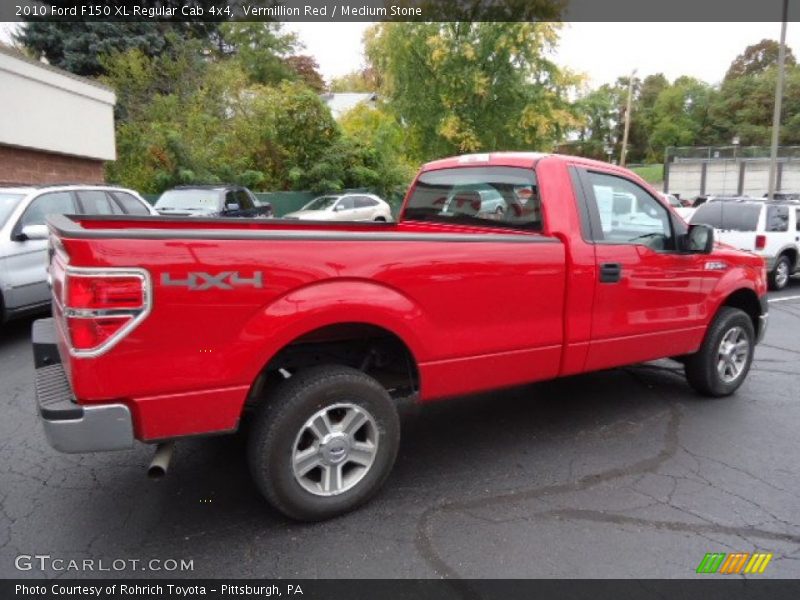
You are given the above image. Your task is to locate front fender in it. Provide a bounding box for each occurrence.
[707,263,765,318]
[239,279,430,382]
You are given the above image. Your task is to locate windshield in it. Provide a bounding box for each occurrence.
[0,193,24,228]
[303,196,340,210]
[155,189,221,210]
[691,202,761,231]
[404,166,542,230]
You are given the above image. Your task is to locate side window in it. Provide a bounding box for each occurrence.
[337,197,355,210]
[796,209,800,232]
[355,196,378,208]
[111,191,150,216]
[77,190,121,215]
[585,171,673,250]
[224,191,239,208]
[235,190,254,210]
[766,205,789,232]
[19,192,76,227]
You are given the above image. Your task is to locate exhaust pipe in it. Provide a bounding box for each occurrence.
[147,442,175,479]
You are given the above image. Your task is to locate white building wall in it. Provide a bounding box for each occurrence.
[0,48,116,160]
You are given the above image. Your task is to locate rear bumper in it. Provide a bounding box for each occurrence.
[32,318,134,454]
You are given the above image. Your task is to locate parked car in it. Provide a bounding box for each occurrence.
[284,193,392,221]
[690,197,800,290]
[0,184,156,323]
[33,153,767,521]
[438,185,509,217]
[155,185,272,218]
[660,192,695,221]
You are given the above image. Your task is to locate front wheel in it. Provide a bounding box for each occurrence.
[248,365,400,521]
[769,255,791,291]
[684,307,755,397]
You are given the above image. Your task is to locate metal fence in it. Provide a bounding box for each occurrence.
[666,145,800,161]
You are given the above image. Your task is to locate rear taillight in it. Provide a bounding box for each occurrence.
[61,268,150,356]
[755,234,767,250]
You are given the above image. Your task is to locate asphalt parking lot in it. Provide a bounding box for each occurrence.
[1,283,799,580]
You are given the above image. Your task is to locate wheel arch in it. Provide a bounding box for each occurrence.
[242,279,428,404]
[718,287,763,339]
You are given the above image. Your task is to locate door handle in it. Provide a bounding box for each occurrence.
[599,262,622,283]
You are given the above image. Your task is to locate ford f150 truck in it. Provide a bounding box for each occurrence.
[33,153,768,521]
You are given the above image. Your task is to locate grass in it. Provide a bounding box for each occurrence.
[630,164,664,184]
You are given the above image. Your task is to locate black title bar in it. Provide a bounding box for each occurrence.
[1,0,798,23]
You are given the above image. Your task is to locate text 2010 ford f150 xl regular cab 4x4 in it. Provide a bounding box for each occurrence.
[33,153,768,521]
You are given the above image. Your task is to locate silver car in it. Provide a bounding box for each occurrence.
[0,185,156,323]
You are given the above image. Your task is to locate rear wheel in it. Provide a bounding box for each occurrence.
[684,307,754,397]
[769,255,791,291]
[248,365,400,521]
[374,216,387,222]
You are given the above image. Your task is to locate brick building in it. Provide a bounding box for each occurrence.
[0,46,116,185]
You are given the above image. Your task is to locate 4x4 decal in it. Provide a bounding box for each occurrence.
[161,272,264,290]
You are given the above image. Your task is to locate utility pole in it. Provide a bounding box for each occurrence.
[620,69,636,167]
[767,0,789,201]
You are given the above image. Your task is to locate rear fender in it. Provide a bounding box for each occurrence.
[240,279,428,382]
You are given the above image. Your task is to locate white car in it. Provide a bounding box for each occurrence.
[284,193,393,222]
[660,192,695,221]
[690,198,800,290]
[0,185,156,322]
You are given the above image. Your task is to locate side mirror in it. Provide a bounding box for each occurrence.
[681,224,714,254]
[226,203,240,211]
[15,224,49,241]
[334,205,344,212]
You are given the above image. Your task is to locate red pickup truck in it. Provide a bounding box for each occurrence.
[33,153,768,521]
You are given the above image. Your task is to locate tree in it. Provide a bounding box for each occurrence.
[710,65,800,146]
[648,77,713,157]
[285,55,325,92]
[330,68,380,92]
[220,22,299,86]
[725,39,796,81]
[16,1,224,77]
[366,22,580,161]
[571,84,621,159]
[16,22,171,77]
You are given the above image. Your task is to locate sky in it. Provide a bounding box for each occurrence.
[2,21,799,88]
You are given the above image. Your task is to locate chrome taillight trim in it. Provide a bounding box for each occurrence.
[60,267,152,358]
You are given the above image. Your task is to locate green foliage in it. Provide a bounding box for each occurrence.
[219,23,299,86]
[366,22,581,161]
[329,69,379,93]
[648,77,714,157]
[16,22,171,77]
[102,38,411,196]
[630,164,664,184]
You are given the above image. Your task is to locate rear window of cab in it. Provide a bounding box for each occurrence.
[403,167,542,231]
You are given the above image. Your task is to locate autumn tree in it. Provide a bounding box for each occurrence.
[725,39,796,81]
[285,55,325,92]
[366,22,580,161]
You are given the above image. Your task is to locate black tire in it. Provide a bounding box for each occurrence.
[684,307,755,397]
[248,365,400,521]
[374,216,387,222]
[768,255,792,291]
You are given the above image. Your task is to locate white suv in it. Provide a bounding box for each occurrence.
[0,185,157,323]
[690,198,800,290]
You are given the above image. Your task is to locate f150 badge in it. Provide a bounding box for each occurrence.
[161,272,264,290]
